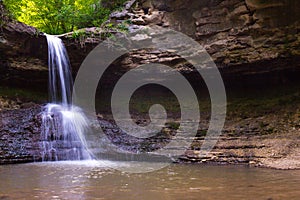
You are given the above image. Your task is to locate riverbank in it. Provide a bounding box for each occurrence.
[0,85,299,169]
[180,133,300,170]
[0,0,299,170]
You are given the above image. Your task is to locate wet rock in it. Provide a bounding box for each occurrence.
[0,104,42,164]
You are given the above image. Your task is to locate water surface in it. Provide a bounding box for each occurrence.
[0,161,299,200]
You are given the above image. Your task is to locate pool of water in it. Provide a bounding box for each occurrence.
[0,161,299,200]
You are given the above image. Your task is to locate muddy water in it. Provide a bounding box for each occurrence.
[0,161,299,200]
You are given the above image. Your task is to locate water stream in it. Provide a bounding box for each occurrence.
[40,35,91,161]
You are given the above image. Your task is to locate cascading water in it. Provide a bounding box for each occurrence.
[40,34,92,161]
[47,34,73,105]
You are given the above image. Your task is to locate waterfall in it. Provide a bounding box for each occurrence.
[46,34,73,105]
[40,34,92,161]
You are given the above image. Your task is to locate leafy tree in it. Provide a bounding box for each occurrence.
[3,0,127,34]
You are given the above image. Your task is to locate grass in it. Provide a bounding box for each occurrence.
[79,83,300,140]
[166,122,180,130]
[1,83,300,126]
[0,86,48,103]
[227,85,300,119]
[95,87,211,118]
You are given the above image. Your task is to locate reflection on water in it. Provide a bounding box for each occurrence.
[0,161,299,200]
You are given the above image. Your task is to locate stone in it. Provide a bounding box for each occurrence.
[110,10,130,20]
[132,17,147,25]
[0,105,42,164]
[143,11,164,24]
[249,161,256,165]
[131,33,152,41]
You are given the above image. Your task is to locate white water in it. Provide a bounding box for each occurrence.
[40,35,92,161]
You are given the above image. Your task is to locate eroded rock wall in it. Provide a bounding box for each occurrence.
[109,0,300,87]
[125,0,300,64]
[1,1,300,89]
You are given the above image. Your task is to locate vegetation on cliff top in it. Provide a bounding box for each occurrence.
[2,0,127,34]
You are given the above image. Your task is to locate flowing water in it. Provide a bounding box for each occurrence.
[40,35,91,161]
[0,161,299,200]
[46,34,73,105]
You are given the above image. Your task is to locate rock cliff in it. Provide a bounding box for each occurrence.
[2,0,300,89]
[0,2,48,89]
[108,0,300,87]
[0,1,299,168]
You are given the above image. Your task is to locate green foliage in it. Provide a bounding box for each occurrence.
[104,20,130,33]
[116,21,130,31]
[3,0,127,34]
[100,0,127,10]
[0,1,11,27]
[0,86,47,103]
[71,29,86,39]
[166,122,180,130]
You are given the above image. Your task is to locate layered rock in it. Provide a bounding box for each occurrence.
[1,103,299,169]
[108,0,300,87]
[0,105,42,163]
[2,0,300,89]
[114,0,300,65]
[0,0,300,168]
[0,2,49,89]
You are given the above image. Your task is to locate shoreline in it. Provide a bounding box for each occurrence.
[0,85,299,170]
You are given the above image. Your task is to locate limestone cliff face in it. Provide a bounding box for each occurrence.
[109,0,300,86]
[1,0,300,89]
[116,0,300,65]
